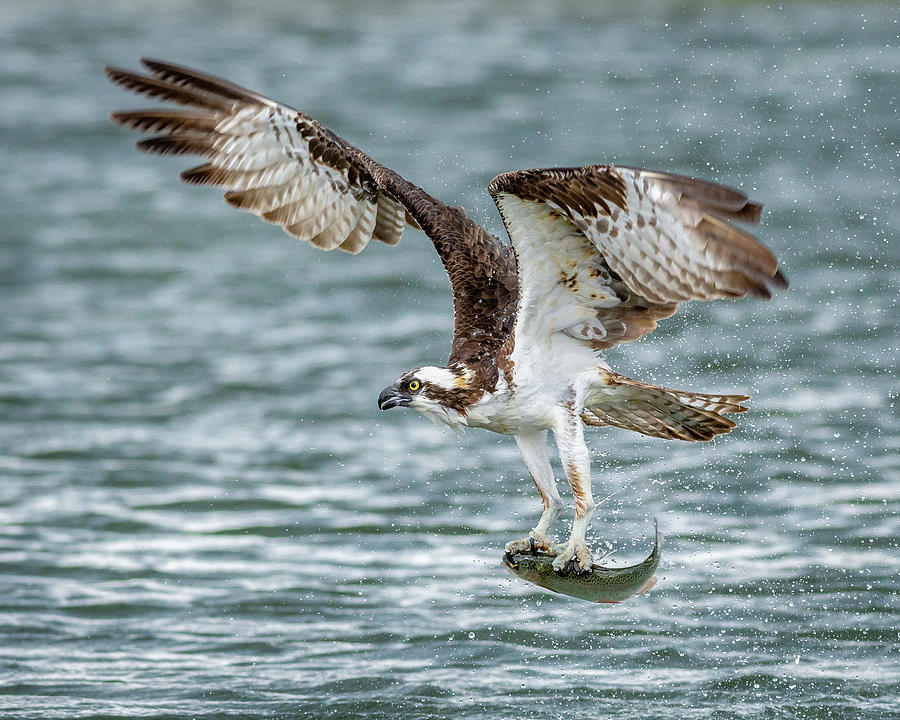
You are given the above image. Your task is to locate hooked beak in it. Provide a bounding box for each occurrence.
[378,385,408,411]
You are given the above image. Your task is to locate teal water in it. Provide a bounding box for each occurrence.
[0,1,897,718]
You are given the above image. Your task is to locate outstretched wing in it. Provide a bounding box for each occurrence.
[106,59,517,369]
[489,164,787,352]
[107,59,409,254]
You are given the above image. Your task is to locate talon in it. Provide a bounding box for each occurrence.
[571,558,591,575]
[551,539,593,574]
[504,537,531,556]
[506,532,555,558]
[503,551,518,569]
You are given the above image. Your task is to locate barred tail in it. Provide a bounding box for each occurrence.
[582,371,749,442]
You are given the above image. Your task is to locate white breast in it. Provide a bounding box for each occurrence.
[465,341,609,435]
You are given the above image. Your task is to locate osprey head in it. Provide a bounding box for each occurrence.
[377,365,478,430]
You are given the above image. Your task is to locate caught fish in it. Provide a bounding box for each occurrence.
[502,522,662,603]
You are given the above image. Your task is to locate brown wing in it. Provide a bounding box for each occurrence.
[490,164,787,352]
[106,59,518,370]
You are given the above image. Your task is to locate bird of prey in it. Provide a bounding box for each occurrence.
[106,59,787,573]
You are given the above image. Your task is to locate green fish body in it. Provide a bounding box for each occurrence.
[502,524,662,603]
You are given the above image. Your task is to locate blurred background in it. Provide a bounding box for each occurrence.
[0,1,896,718]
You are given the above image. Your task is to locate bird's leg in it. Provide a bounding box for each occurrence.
[505,431,564,557]
[550,405,595,574]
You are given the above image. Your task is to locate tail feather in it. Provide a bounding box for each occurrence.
[583,371,749,442]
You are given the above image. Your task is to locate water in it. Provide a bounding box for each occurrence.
[1,1,897,718]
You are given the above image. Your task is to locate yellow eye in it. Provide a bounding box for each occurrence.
[408,380,420,392]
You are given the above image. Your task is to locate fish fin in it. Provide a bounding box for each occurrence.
[637,576,658,595]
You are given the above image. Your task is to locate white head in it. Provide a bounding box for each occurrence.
[377,365,477,431]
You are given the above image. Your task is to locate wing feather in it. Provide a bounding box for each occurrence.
[309,196,366,251]
[339,197,378,254]
[489,163,786,352]
[106,59,410,254]
[283,192,355,241]
[373,194,406,245]
[224,178,312,214]
[179,161,302,191]
[111,109,221,134]
[490,189,676,351]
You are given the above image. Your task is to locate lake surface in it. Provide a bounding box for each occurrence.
[0,1,896,718]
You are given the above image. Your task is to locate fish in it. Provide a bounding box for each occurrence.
[502,521,662,603]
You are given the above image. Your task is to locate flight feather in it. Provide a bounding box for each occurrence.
[490,164,787,353]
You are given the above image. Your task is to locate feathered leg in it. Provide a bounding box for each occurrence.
[505,431,564,556]
[551,405,595,573]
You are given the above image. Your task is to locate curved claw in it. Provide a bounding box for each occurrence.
[506,532,557,558]
[551,539,593,575]
[553,557,592,576]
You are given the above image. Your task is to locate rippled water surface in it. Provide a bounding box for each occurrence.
[1,1,897,718]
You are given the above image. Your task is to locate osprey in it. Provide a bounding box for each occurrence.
[107,59,787,573]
